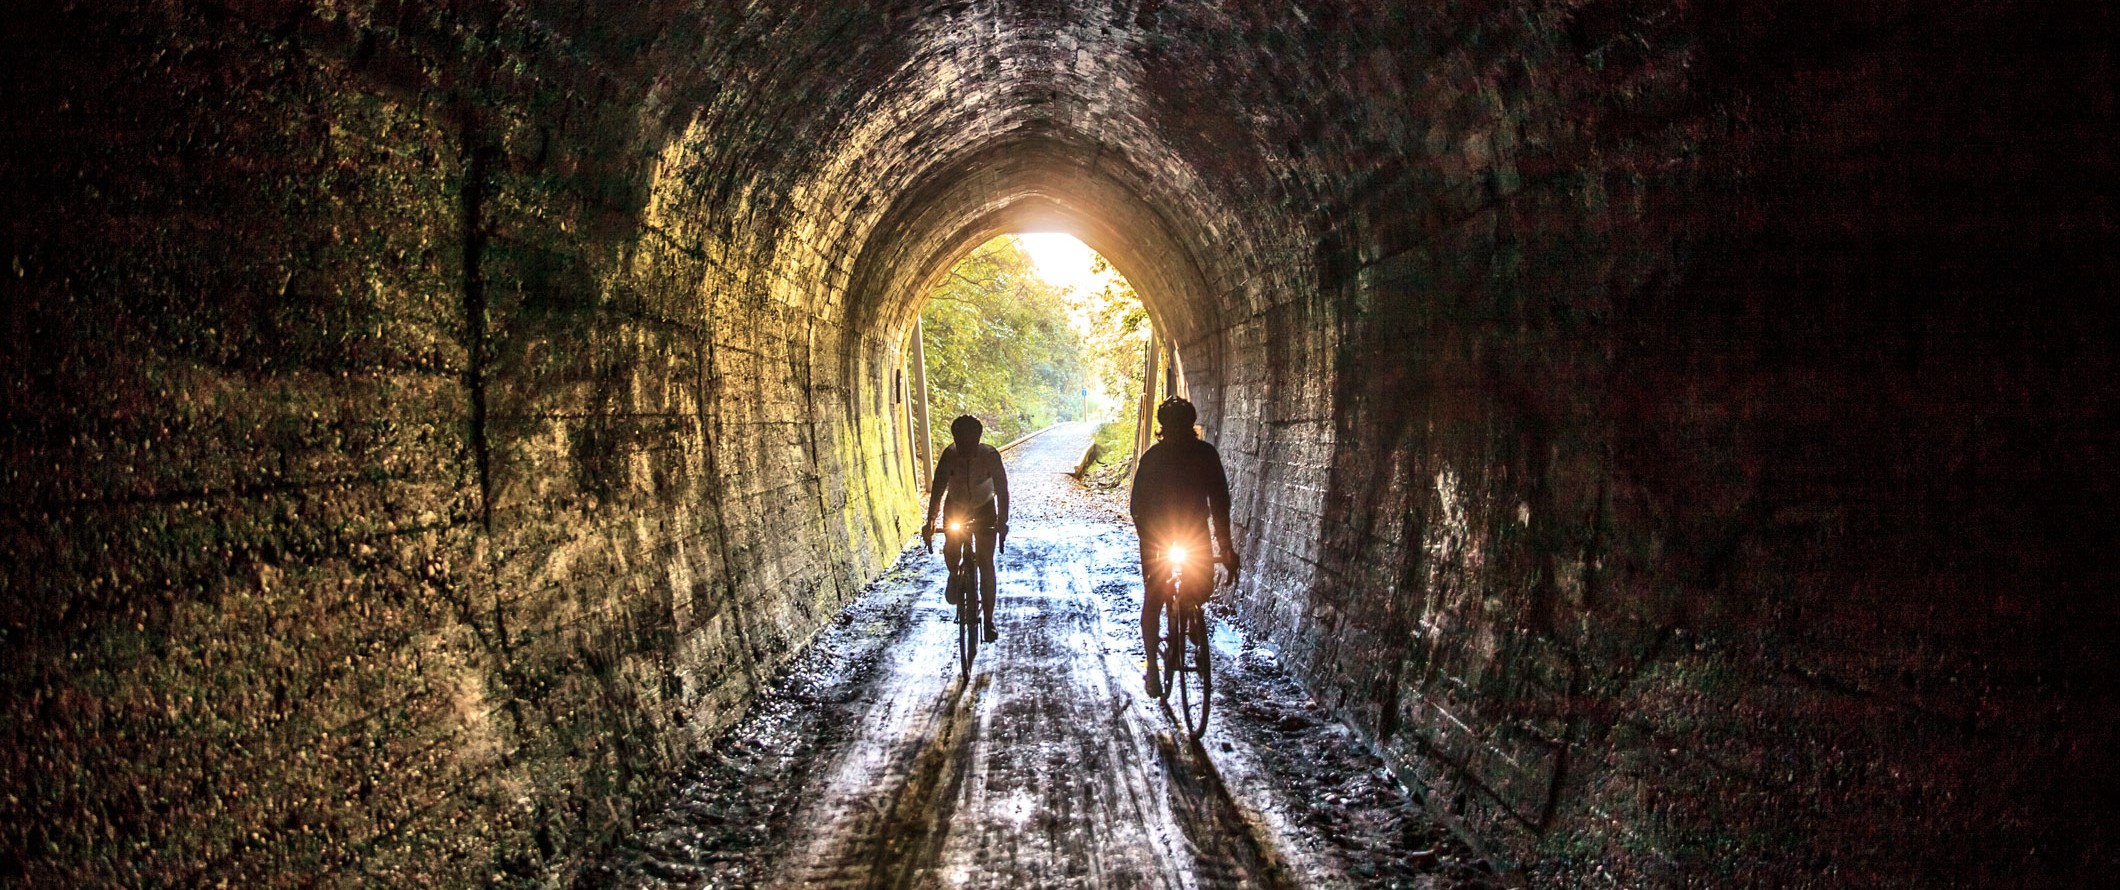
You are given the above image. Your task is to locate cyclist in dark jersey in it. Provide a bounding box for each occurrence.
[923,415,1010,642]
[1130,397,1239,697]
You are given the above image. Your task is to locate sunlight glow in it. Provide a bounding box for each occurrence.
[1016,233,1118,295]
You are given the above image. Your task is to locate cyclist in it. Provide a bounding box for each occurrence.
[922,414,1010,642]
[1130,396,1239,697]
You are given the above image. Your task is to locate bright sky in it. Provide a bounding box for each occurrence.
[1008,232,1141,413]
[1016,232,1119,295]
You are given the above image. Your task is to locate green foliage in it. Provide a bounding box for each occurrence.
[1093,416,1137,464]
[1081,417,1139,488]
[1078,254,1150,422]
[919,237,1085,445]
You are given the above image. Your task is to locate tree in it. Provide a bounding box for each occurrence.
[919,237,1084,447]
[1075,254,1149,418]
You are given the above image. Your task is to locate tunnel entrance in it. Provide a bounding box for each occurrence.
[903,232,1153,486]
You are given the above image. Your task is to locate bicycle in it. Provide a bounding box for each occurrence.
[933,516,983,677]
[1155,542,1223,740]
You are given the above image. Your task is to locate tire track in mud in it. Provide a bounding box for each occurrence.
[1148,724,1296,890]
[769,606,985,889]
[830,674,986,890]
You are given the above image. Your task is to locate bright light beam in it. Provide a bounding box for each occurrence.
[1016,233,1116,295]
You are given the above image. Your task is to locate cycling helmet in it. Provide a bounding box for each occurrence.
[1155,397,1197,433]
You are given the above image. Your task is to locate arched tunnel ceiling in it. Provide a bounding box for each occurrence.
[845,134,1220,360]
[646,0,1303,381]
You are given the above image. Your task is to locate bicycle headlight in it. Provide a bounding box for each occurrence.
[1167,544,1189,564]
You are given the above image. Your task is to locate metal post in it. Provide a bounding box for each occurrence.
[1170,336,1187,400]
[910,318,934,491]
[1134,330,1160,462]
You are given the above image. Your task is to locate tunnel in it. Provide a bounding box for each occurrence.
[2,0,2114,885]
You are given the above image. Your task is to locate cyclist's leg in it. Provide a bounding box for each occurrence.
[942,530,966,574]
[944,530,973,607]
[1139,539,1167,678]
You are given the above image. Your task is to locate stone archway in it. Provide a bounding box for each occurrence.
[4,1,2113,884]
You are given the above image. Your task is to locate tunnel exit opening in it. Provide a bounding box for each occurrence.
[899,232,1156,490]
[832,142,1237,555]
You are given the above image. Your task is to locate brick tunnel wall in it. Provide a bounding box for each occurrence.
[3,0,2114,886]
[1172,1,2118,885]
[0,2,940,883]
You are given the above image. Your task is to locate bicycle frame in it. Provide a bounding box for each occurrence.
[941,515,982,676]
[1155,542,1214,739]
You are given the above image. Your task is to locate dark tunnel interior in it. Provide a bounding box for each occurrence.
[2,0,2115,885]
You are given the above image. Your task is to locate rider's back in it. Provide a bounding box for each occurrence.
[938,441,1003,511]
[1129,436,1229,543]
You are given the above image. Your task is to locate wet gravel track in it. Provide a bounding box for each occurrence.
[579,423,1500,889]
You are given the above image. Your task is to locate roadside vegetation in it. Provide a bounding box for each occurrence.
[1082,415,1138,488]
[917,236,1149,473]
[1076,253,1147,483]
[918,236,1081,446]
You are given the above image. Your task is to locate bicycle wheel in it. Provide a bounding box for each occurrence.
[1175,601,1212,739]
[1159,593,1182,702]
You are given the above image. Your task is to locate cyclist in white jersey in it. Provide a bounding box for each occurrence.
[922,415,1011,642]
